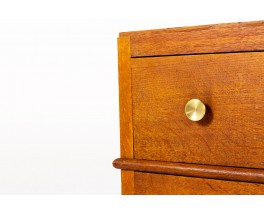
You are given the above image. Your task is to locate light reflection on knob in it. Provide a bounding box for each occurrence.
[185,99,206,121]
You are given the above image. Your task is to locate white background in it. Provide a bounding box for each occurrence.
[0,0,263,198]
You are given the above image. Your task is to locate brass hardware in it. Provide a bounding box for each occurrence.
[185,99,206,121]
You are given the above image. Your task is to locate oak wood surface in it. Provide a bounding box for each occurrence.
[134,172,264,195]
[121,170,134,195]
[131,52,264,169]
[118,37,134,194]
[120,21,264,57]
[113,158,264,184]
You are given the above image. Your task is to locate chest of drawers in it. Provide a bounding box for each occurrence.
[113,21,264,194]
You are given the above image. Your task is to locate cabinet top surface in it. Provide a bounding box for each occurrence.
[120,20,264,36]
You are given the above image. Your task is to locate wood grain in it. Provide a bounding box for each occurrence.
[131,52,264,168]
[120,21,264,57]
[115,21,264,195]
[134,172,264,195]
[113,158,264,184]
[118,37,134,194]
[121,170,134,195]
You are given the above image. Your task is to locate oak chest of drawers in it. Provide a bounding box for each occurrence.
[113,21,264,194]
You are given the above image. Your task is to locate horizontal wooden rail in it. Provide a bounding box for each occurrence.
[113,158,264,184]
[120,21,264,57]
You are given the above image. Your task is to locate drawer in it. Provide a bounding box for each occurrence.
[131,52,264,169]
[134,172,264,195]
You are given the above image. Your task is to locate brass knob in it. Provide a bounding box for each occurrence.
[185,99,206,121]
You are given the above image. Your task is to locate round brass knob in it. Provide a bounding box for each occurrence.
[185,99,206,121]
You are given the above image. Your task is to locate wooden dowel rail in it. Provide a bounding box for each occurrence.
[113,158,264,184]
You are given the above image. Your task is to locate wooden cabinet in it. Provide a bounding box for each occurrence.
[113,21,264,195]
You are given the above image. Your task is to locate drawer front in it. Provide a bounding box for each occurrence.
[134,172,264,195]
[131,52,264,168]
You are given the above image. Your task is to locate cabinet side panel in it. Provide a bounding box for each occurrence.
[118,37,134,194]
